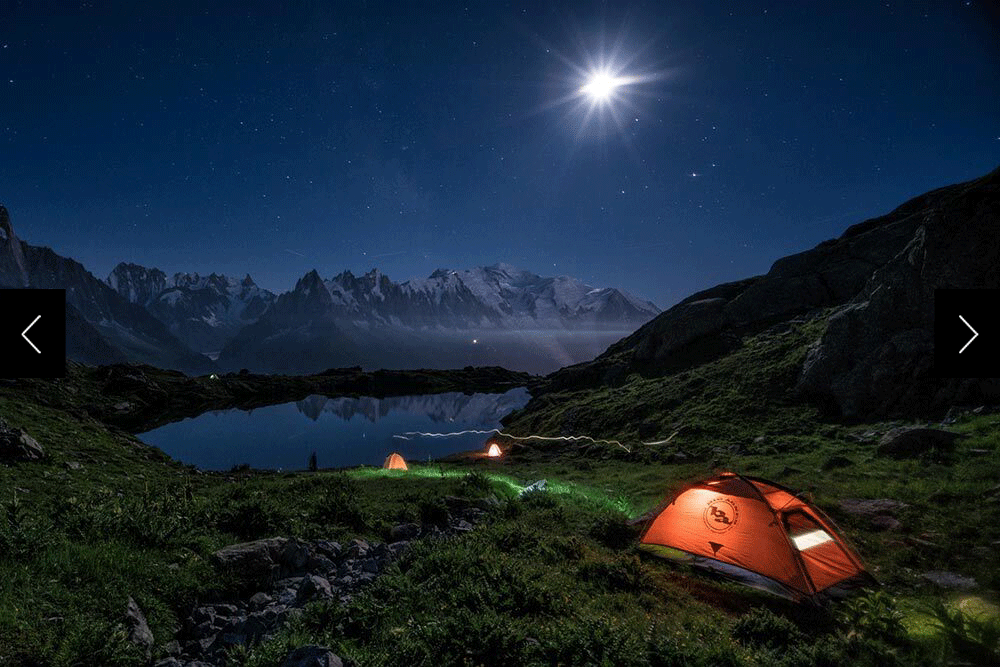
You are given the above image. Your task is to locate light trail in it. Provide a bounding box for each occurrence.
[394,428,639,453]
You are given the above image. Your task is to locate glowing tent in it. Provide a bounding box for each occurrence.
[486,442,502,458]
[383,452,408,470]
[639,472,872,601]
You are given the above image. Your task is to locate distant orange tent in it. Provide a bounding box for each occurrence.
[383,452,408,470]
[639,472,872,601]
[486,442,502,457]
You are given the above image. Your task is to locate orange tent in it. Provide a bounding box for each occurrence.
[639,472,872,601]
[383,452,408,470]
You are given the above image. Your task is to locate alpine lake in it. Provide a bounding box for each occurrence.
[138,387,530,471]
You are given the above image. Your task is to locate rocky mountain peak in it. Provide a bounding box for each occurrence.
[0,205,31,288]
[0,204,11,242]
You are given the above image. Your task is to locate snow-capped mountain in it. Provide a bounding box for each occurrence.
[107,263,276,354]
[217,264,659,373]
[269,263,659,330]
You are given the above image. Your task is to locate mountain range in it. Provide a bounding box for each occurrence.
[0,205,659,374]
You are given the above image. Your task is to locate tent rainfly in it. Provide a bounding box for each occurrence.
[383,452,408,470]
[639,471,873,601]
[486,442,502,457]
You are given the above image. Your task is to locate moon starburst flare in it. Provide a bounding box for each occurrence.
[580,71,625,101]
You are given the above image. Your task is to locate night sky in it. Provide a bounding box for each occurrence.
[2,1,997,308]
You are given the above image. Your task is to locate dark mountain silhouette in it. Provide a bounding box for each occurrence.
[0,206,215,374]
[530,166,1000,419]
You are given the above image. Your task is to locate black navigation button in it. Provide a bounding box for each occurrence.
[1,289,66,378]
[934,289,1000,378]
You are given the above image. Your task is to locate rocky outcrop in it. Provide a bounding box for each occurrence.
[875,428,963,459]
[280,646,344,667]
[163,496,491,666]
[0,205,29,287]
[524,166,1000,419]
[108,264,276,353]
[124,597,154,661]
[0,418,45,462]
[798,168,1000,416]
[0,207,216,374]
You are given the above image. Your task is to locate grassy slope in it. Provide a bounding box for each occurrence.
[2,324,1000,665]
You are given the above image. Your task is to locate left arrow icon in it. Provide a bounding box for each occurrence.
[22,314,41,354]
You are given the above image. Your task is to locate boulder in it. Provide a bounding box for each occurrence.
[280,646,344,667]
[520,479,547,495]
[839,498,909,517]
[212,537,289,584]
[876,428,962,459]
[0,420,45,462]
[124,597,154,660]
[296,575,334,602]
[921,571,977,590]
[389,522,420,542]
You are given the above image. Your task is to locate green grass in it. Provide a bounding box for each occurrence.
[2,344,1000,665]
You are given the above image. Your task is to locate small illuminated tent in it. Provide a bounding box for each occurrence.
[486,442,502,457]
[383,452,408,470]
[639,472,872,601]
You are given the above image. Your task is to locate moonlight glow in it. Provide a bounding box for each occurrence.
[581,72,624,101]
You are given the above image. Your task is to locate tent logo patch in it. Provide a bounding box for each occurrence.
[704,498,738,533]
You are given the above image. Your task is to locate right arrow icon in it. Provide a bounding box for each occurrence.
[959,315,978,354]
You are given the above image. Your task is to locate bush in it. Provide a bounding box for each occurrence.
[460,471,493,495]
[576,554,645,592]
[55,488,197,549]
[835,590,907,645]
[0,492,56,562]
[214,486,291,540]
[732,607,803,649]
[588,511,638,549]
[308,474,366,531]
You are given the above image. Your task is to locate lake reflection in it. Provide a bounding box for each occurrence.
[139,388,529,471]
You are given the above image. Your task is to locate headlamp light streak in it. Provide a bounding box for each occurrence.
[394,428,682,453]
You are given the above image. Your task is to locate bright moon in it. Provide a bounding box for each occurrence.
[581,72,623,101]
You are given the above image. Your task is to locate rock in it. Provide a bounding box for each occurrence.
[869,515,902,532]
[821,455,854,470]
[124,597,154,660]
[281,539,312,571]
[65,461,83,470]
[520,479,547,495]
[390,523,420,541]
[388,541,409,557]
[280,646,344,667]
[796,169,1000,418]
[297,575,334,602]
[212,537,289,583]
[0,420,45,462]
[921,571,977,590]
[839,498,909,517]
[453,519,473,532]
[249,592,272,609]
[876,428,962,459]
[153,659,183,667]
[315,540,342,559]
